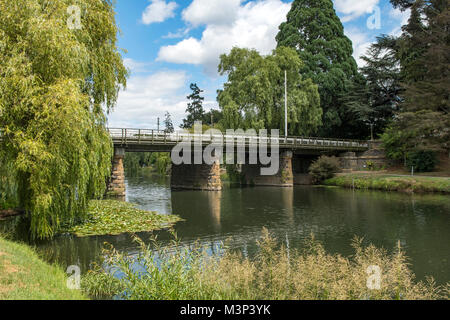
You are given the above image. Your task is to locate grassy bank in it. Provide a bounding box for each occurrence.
[64,200,182,237]
[324,173,450,194]
[0,237,86,300]
[82,230,450,300]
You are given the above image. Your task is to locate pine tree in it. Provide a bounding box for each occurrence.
[381,0,450,160]
[276,0,360,138]
[164,111,174,133]
[181,83,205,129]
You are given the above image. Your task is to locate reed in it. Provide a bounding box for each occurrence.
[82,230,449,300]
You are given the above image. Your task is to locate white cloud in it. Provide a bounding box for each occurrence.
[182,0,242,27]
[108,71,188,128]
[142,0,178,25]
[334,0,380,22]
[389,8,411,36]
[157,0,291,75]
[123,58,151,74]
[345,28,373,67]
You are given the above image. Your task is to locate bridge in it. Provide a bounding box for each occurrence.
[108,128,369,153]
[106,128,383,198]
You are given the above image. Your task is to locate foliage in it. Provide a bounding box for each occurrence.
[63,200,182,237]
[154,153,171,176]
[181,83,205,129]
[81,230,448,300]
[309,156,341,184]
[348,41,403,138]
[375,0,449,158]
[218,47,322,136]
[324,174,450,194]
[406,150,438,173]
[0,0,127,239]
[382,110,450,163]
[124,152,171,177]
[203,109,223,128]
[0,237,87,300]
[276,0,361,138]
[164,112,174,133]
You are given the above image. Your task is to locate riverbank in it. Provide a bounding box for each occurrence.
[64,200,182,237]
[324,173,450,194]
[0,237,86,300]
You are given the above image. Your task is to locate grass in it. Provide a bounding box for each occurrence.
[64,200,183,237]
[0,237,86,300]
[82,230,450,300]
[324,173,450,194]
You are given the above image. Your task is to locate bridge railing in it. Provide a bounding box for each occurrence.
[107,128,369,149]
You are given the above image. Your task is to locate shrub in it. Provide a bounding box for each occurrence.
[309,156,341,183]
[406,150,438,172]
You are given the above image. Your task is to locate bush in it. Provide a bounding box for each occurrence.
[406,150,438,172]
[309,156,341,183]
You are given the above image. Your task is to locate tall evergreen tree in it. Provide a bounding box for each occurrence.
[164,111,174,133]
[181,83,205,129]
[345,38,403,139]
[276,0,360,138]
[381,0,450,160]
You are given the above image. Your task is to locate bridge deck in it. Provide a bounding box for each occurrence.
[108,128,369,152]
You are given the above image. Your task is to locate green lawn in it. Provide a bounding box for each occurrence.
[325,173,450,194]
[0,237,86,300]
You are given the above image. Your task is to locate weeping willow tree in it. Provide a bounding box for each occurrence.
[0,0,127,238]
[218,47,322,136]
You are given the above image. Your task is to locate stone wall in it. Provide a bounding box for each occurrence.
[339,140,388,172]
[106,148,126,199]
[171,160,222,191]
[240,151,293,187]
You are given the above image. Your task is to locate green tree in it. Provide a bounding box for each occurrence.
[0,0,127,238]
[164,111,174,133]
[218,47,322,136]
[181,83,205,129]
[345,39,403,139]
[381,0,449,159]
[203,109,223,128]
[276,0,360,137]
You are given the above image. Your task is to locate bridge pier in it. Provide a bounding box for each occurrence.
[106,147,126,199]
[171,160,222,191]
[240,150,294,187]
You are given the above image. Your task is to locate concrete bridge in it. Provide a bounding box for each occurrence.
[106,128,385,198]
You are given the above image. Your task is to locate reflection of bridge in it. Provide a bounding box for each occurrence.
[106,128,382,198]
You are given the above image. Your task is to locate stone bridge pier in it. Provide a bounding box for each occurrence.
[171,154,222,191]
[106,147,126,199]
[240,150,294,187]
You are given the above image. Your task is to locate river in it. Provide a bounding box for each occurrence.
[2,174,450,284]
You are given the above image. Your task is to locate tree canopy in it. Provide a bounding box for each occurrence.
[217,47,322,136]
[276,0,360,138]
[379,0,449,159]
[0,0,127,238]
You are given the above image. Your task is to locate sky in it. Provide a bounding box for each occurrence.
[107,0,410,129]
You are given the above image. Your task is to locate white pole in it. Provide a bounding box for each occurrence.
[285,70,288,139]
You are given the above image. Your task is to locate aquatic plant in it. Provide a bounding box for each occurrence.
[64,200,182,237]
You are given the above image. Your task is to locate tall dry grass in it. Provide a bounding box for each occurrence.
[82,229,449,300]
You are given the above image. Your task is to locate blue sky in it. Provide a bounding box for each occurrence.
[107,0,410,129]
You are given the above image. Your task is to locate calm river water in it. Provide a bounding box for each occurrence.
[2,174,450,284]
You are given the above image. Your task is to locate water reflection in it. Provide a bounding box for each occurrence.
[1,174,449,285]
